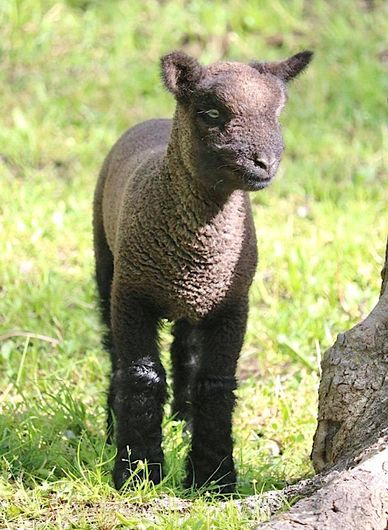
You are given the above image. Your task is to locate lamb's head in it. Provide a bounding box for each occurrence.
[161,50,312,194]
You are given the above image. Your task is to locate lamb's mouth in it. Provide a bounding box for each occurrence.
[242,172,274,191]
[224,163,274,191]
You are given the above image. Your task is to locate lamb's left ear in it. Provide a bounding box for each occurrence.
[161,51,203,99]
[250,50,313,82]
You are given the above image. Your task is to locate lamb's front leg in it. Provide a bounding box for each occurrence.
[110,284,166,490]
[185,298,248,494]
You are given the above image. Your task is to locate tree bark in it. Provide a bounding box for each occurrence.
[245,238,388,529]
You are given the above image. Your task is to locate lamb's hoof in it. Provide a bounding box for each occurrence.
[184,462,236,495]
[113,450,163,490]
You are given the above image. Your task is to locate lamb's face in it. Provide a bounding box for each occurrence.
[183,64,286,192]
[162,50,313,194]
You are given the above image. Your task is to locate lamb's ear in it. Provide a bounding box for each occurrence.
[250,50,313,82]
[161,51,203,99]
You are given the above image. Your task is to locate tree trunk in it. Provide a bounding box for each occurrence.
[244,238,388,529]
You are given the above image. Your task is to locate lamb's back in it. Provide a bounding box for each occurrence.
[99,119,172,252]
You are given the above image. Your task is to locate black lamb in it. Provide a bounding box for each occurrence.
[93,49,313,492]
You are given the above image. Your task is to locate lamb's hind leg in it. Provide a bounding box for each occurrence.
[110,283,166,490]
[185,298,248,494]
[93,214,115,443]
[171,320,200,430]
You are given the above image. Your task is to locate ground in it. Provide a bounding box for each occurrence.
[0,0,386,528]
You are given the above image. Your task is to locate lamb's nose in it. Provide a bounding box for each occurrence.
[253,155,275,172]
[254,157,269,171]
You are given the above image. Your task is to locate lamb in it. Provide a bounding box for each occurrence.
[93,49,313,493]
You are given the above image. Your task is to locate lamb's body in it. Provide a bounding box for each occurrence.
[93,50,312,492]
[96,119,257,323]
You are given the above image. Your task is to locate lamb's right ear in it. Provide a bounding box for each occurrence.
[161,51,203,99]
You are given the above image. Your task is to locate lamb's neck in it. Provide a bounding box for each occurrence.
[164,131,245,228]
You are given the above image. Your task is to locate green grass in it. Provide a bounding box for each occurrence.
[0,0,386,527]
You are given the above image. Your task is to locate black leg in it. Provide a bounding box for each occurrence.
[185,298,248,494]
[93,218,115,442]
[170,320,200,429]
[110,284,166,490]
[106,373,115,444]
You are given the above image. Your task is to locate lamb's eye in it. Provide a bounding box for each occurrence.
[205,109,220,119]
[197,107,226,128]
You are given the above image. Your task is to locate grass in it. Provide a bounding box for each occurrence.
[0,0,386,527]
